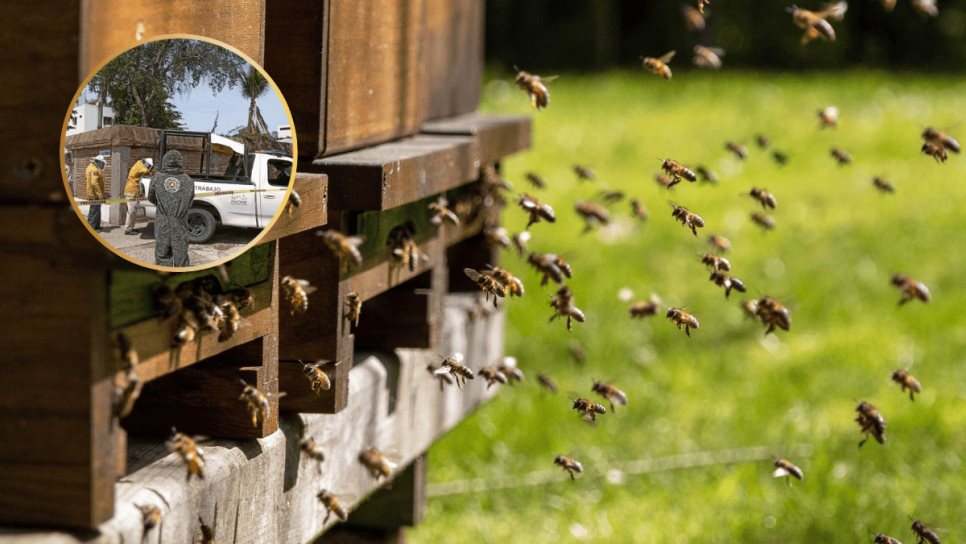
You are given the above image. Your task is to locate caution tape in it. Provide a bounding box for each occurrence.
[74,187,288,206]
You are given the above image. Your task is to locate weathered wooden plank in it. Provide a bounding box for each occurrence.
[0,205,116,265]
[422,113,533,166]
[0,1,80,205]
[312,135,478,211]
[79,0,267,73]
[344,454,427,529]
[420,0,485,121]
[261,174,329,243]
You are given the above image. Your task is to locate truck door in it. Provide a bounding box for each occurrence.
[257,158,291,227]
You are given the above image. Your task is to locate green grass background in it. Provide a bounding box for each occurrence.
[408,70,966,543]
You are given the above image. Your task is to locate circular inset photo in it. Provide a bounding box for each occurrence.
[61,36,297,271]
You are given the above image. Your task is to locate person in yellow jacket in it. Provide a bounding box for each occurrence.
[85,155,107,231]
[123,157,154,234]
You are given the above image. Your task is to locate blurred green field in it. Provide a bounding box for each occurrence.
[408,71,966,544]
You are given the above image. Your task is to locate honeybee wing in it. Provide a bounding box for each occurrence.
[658,50,676,63]
[706,46,726,56]
[452,352,465,364]
[463,268,483,281]
[295,279,319,295]
[772,467,791,478]
[538,75,560,83]
[346,235,365,246]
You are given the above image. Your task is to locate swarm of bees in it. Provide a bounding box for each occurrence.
[157,278,253,347]
[891,273,930,305]
[855,400,887,447]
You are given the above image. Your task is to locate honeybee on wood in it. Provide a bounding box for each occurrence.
[572,397,607,422]
[113,333,142,419]
[922,127,960,156]
[301,437,326,464]
[754,295,791,334]
[568,341,587,365]
[479,366,508,388]
[518,193,557,228]
[173,309,200,346]
[216,298,241,342]
[437,353,475,388]
[692,45,724,69]
[550,285,585,332]
[910,519,941,544]
[921,141,947,163]
[670,202,705,236]
[197,515,215,544]
[573,164,596,182]
[642,50,676,79]
[696,166,719,184]
[301,360,332,394]
[155,285,183,320]
[344,291,362,328]
[527,252,572,286]
[575,200,611,233]
[483,266,524,297]
[708,234,731,253]
[514,66,558,110]
[831,147,852,166]
[511,231,531,256]
[666,307,700,337]
[655,173,676,189]
[167,428,206,481]
[537,372,559,394]
[683,4,706,31]
[630,199,649,221]
[873,534,903,544]
[498,357,525,384]
[787,3,843,44]
[629,293,662,318]
[286,189,301,216]
[317,230,365,270]
[855,401,886,447]
[750,212,776,230]
[226,287,254,311]
[725,141,748,160]
[910,0,939,16]
[428,196,459,226]
[464,267,506,306]
[525,172,546,189]
[697,0,712,13]
[741,299,759,319]
[818,106,839,128]
[389,227,428,272]
[239,379,271,428]
[756,134,770,148]
[591,380,627,411]
[873,176,895,193]
[660,159,698,188]
[484,226,512,249]
[358,447,397,480]
[702,253,732,273]
[554,455,584,480]
[317,489,348,524]
[281,276,314,316]
[709,270,747,299]
[137,503,161,533]
[891,273,930,305]
[772,458,804,485]
[749,187,777,209]
[891,369,922,401]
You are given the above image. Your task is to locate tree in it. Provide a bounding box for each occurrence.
[89,39,246,129]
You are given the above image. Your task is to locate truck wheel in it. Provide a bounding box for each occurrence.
[186,208,217,243]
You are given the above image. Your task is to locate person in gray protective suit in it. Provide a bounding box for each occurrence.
[148,150,194,267]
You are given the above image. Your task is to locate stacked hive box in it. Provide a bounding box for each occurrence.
[0,1,530,542]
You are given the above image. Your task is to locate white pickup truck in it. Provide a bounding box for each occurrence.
[138,131,292,243]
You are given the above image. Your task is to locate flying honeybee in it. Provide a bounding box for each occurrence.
[216,298,242,342]
[479,366,508,388]
[239,379,271,428]
[725,141,748,160]
[436,353,475,388]
[855,401,886,447]
[317,489,348,524]
[772,458,804,485]
[317,230,365,270]
[818,106,839,128]
[708,234,731,252]
[910,0,939,16]
[831,147,852,166]
[537,372,559,394]
[660,159,697,188]
[702,253,732,273]
[358,447,397,480]
[428,195,459,226]
[597,190,625,204]
[891,273,930,305]
[113,332,142,419]
[464,267,506,306]
[630,199,649,220]
[696,166,719,184]
[525,172,546,189]
[575,200,611,233]
[787,2,844,44]
[286,189,301,216]
[527,252,572,286]
[344,291,362,328]
[922,127,960,159]
[518,193,557,228]
[301,436,326,464]
[389,226,427,272]
[772,150,790,165]
[568,341,587,365]
[666,307,700,337]
[511,231,531,256]
[741,299,759,319]
[756,134,770,148]
[550,285,585,332]
[484,226,512,249]
[197,515,215,544]
[629,294,662,318]
[642,50,676,79]
[137,503,161,533]
[873,176,895,193]
[891,369,922,401]
[554,455,584,480]
[167,428,206,481]
[670,202,705,236]
[709,270,748,298]
[921,141,948,163]
[498,358,524,384]
[692,45,724,69]
[749,187,777,209]
[655,173,676,189]
[754,295,791,334]
[484,266,524,297]
[514,66,558,110]
[750,212,776,230]
[572,398,607,422]
[873,534,902,544]
[591,380,627,411]
[573,164,596,181]
[302,360,332,394]
[910,519,941,544]
[281,275,314,316]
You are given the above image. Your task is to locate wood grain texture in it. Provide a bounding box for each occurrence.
[420,0,484,121]
[422,113,533,166]
[80,0,267,73]
[260,173,329,243]
[344,454,427,529]
[0,1,80,204]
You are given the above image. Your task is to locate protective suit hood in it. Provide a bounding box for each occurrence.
[160,150,185,174]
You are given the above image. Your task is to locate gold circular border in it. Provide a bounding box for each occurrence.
[59,33,299,273]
